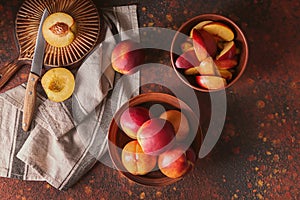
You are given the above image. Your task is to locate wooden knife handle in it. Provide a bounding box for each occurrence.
[22,72,39,132]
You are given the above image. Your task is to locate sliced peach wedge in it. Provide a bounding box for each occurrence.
[214,58,238,69]
[198,30,218,57]
[175,49,200,69]
[191,29,209,62]
[217,69,233,81]
[189,20,213,38]
[184,57,217,75]
[196,75,227,90]
[216,41,236,60]
[180,40,193,53]
[202,22,234,42]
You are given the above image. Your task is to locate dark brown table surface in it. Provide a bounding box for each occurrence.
[0,0,299,199]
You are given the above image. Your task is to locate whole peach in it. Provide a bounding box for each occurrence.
[159,110,190,141]
[120,106,150,139]
[111,40,145,75]
[137,118,175,156]
[158,146,194,178]
[121,140,157,175]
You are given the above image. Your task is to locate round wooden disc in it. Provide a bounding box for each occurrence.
[16,0,101,67]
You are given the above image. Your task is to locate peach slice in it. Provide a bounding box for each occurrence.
[184,57,216,75]
[217,69,233,80]
[196,75,227,90]
[184,67,201,75]
[192,29,208,62]
[121,140,157,175]
[202,22,234,41]
[216,41,236,60]
[159,110,190,141]
[175,49,200,69]
[214,58,238,69]
[180,41,193,53]
[41,68,75,102]
[42,12,77,47]
[189,20,213,37]
[198,30,217,57]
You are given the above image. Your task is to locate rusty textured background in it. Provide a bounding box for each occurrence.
[0,0,299,199]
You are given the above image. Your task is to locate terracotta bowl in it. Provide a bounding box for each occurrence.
[170,14,249,92]
[108,93,203,186]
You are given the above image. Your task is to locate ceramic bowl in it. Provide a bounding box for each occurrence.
[170,14,249,92]
[108,93,203,186]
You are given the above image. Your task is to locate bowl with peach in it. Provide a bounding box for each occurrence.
[108,93,203,186]
[170,14,249,92]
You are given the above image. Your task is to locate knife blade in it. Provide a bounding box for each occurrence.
[22,9,49,131]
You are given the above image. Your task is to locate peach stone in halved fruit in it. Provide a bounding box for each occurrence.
[41,68,75,102]
[42,12,77,47]
[121,140,157,175]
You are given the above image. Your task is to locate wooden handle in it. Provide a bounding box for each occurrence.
[22,73,39,131]
[0,58,29,89]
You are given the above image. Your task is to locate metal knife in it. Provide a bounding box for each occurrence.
[22,9,49,131]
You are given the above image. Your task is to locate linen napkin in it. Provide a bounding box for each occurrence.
[0,5,140,190]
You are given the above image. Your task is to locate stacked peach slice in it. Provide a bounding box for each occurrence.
[119,106,196,178]
[175,20,239,90]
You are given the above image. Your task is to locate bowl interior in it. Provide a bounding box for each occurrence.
[108,93,203,186]
[170,14,248,92]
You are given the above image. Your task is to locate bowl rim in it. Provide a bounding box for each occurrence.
[107,92,203,186]
[170,13,249,92]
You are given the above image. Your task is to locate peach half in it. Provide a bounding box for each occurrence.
[42,12,77,48]
[121,140,157,175]
[41,67,75,102]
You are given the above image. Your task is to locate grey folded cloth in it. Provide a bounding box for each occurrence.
[0,5,140,190]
